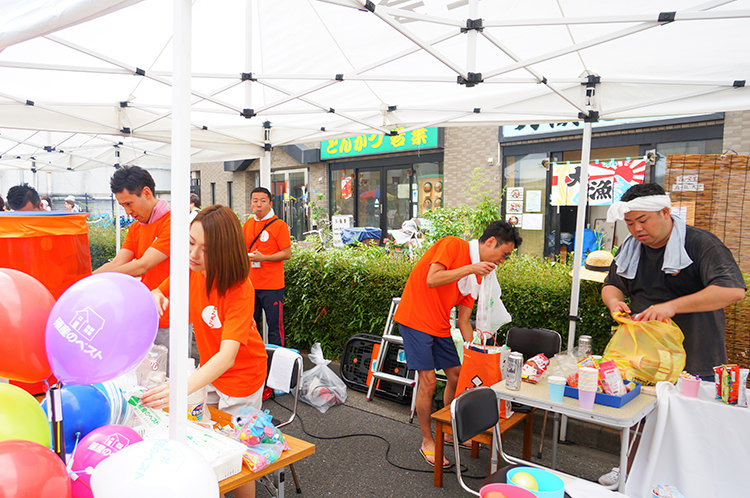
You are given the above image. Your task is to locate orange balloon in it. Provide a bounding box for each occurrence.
[485,492,507,498]
[0,269,55,382]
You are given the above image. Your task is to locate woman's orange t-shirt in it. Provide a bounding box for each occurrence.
[159,273,267,397]
[393,236,477,337]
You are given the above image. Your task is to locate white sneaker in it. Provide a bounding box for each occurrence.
[598,467,620,486]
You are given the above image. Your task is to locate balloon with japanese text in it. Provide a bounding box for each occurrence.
[0,383,51,447]
[0,268,55,382]
[0,440,72,498]
[70,425,142,498]
[90,439,220,498]
[45,273,158,384]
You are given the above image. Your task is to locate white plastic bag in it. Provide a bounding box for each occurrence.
[299,343,347,413]
[475,273,511,335]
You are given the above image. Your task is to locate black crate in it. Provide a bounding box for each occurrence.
[339,333,414,404]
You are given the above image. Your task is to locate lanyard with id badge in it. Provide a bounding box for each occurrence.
[248,218,279,267]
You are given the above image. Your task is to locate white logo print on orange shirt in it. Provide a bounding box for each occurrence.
[201,306,222,328]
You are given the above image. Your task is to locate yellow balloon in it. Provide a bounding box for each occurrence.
[511,471,539,491]
[0,383,51,448]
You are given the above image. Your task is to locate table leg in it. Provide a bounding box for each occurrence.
[619,427,629,491]
[434,420,444,487]
[551,412,560,470]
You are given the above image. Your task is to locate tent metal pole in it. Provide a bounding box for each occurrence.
[168,0,191,443]
[567,120,593,354]
[245,0,254,110]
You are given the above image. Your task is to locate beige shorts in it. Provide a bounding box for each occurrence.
[207,384,263,419]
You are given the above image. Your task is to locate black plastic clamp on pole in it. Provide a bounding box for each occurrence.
[578,111,599,123]
[457,72,483,87]
[582,75,600,87]
[241,72,256,81]
[569,315,582,322]
[26,99,34,106]
[44,146,54,152]
[388,130,399,137]
[241,108,255,119]
[364,0,375,13]
[134,67,145,76]
[461,18,483,33]
[658,11,676,24]
[733,80,746,88]
[264,143,272,152]
[473,107,481,113]
[120,127,131,134]
[387,105,397,112]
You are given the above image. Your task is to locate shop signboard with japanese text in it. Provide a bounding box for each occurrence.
[320,127,440,160]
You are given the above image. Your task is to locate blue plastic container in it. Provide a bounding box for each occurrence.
[507,466,565,498]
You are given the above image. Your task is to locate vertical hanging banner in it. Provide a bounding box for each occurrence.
[551,159,646,206]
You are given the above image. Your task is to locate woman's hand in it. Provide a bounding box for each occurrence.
[139,383,170,409]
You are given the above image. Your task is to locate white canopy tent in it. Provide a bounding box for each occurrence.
[2,0,749,441]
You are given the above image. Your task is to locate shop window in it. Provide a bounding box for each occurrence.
[503,153,548,256]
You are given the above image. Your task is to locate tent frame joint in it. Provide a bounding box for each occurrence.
[457,72,483,87]
[241,108,256,119]
[578,111,599,123]
[461,18,483,33]
[241,72,257,82]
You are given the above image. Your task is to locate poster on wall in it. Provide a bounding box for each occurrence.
[507,187,524,202]
[418,175,443,214]
[507,201,523,214]
[341,175,352,200]
[551,159,646,206]
[526,190,542,212]
[507,214,522,228]
[523,213,544,230]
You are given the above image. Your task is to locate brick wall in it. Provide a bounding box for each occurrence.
[723,110,750,155]
[443,126,501,208]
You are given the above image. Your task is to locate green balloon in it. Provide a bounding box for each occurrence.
[0,383,51,448]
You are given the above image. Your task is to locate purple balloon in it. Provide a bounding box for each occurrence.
[45,273,158,384]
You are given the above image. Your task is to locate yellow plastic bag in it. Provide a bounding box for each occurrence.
[601,313,686,386]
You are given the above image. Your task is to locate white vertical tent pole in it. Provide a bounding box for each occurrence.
[466,0,478,74]
[245,0,253,109]
[168,0,191,442]
[566,121,593,353]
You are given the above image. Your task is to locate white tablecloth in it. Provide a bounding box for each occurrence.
[626,381,750,498]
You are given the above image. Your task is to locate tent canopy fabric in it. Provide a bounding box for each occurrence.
[1,0,749,172]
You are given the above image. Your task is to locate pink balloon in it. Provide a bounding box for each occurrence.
[70,425,142,498]
[45,273,158,384]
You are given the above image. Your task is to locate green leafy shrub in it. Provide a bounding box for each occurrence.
[284,246,615,359]
[284,244,413,358]
[87,223,128,270]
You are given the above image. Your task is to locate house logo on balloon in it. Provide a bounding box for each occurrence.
[51,306,105,360]
[69,307,106,341]
[86,432,132,457]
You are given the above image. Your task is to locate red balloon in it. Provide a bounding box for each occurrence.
[0,440,72,498]
[0,269,55,382]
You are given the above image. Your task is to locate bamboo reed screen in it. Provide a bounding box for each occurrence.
[665,154,750,368]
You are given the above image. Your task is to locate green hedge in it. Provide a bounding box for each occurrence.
[283,245,614,359]
[87,223,129,270]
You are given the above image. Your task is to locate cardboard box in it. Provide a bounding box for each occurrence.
[564,382,641,408]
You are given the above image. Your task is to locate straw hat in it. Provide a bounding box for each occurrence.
[572,250,614,283]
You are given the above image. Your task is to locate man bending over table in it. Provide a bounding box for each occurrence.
[394,220,521,468]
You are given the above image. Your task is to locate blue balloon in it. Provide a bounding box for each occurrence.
[42,384,111,451]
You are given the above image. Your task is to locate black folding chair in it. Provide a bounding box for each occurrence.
[505,327,562,458]
[450,386,517,495]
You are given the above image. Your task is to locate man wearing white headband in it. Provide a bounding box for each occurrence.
[601,183,745,378]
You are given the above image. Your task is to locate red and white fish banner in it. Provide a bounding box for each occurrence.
[551,159,646,206]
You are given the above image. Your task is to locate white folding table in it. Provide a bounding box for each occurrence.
[492,378,657,491]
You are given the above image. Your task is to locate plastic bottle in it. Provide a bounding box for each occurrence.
[187,359,207,422]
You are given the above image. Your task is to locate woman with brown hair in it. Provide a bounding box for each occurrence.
[142,205,267,497]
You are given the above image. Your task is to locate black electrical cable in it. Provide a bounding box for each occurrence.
[270,397,490,479]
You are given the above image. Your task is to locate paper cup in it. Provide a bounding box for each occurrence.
[577,367,599,391]
[681,377,700,398]
[548,376,566,403]
[578,389,596,410]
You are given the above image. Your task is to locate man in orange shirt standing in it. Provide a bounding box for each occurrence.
[95,165,171,352]
[242,187,292,346]
[393,220,521,468]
